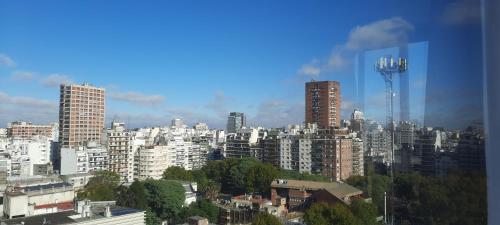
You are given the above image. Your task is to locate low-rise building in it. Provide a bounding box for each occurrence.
[7,121,58,141]
[270,179,363,211]
[60,173,94,191]
[216,194,286,225]
[1,200,145,225]
[3,182,75,219]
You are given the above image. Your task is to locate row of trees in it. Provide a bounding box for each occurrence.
[345,170,390,214]
[303,200,380,225]
[163,158,328,198]
[394,172,487,225]
[346,167,487,225]
[78,171,219,225]
[79,159,386,225]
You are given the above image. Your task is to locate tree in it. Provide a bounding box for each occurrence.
[175,200,220,224]
[145,208,162,225]
[117,180,148,210]
[78,171,121,201]
[143,179,186,221]
[278,169,330,182]
[202,158,279,196]
[346,173,390,214]
[394,172,487,225]
[201,179,220,201]
[350,200,378,225]
[252,213,283,225]
[162,166,194,181]
[304,203,361,225]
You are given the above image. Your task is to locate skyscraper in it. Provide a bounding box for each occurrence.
[226,112,246,133]
[305,81,341,128]
[58,83,105,148]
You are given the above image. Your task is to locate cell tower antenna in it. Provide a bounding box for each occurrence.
[375,55,407,225]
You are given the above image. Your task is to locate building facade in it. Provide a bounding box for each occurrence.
[134,145,171,180]
[226,112,246,133]
[58,83,105,149]
[305,81,341,128]
[107,122,134,182]
[7,121,58,141]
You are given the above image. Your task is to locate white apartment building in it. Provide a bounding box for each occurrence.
[107,122,134,182]
[86,143,108,172]
[352,138,364,176]
[61,148,89,175]
[279,135,298,171]
[0,136,52,177]
[298,138,313,174]
[60,142,108,175]
[134,145,171,180]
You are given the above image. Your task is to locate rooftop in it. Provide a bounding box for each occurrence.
[24,182,73,193]
[0,205,143,225]
[271,179,363,201]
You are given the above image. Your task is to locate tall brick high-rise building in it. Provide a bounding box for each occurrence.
[59,83,105,148]
[305,81,341,128]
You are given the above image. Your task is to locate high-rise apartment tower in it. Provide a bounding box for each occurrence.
[305,81,341,128]
[59,83,105,148]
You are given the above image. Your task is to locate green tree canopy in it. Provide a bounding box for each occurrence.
[304,203,362,225]
[202,158,278,196]
[175,200,220,224]
[78,171,121,201]
[394,172,487,225]
[251,213,283,225]
[162,166,194,181]
[116,180,148,210]
[143,179,186,221]
[350,199,378,225]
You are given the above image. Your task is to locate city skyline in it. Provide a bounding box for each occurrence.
[0,0,483,129]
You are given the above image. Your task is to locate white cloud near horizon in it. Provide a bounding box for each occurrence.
[250,100,304,128]
[40,74,74,88]
[0,92,57,109]
[0,92,58,126]
[109,91,166,107]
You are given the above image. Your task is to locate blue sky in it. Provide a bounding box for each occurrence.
[0,0,484,129]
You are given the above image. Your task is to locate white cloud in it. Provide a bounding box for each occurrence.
[327,51,349,69]
[441,0,481,25]
[344,17,414,51]
[11,71,35,81]
[294,17,414,76]
[298,59,321,77]
[105,111,170,128]
[205,91,230,117]
[109,91,165,107]
[341,100,355,111]
[0,92,58,126]
[40,74,74,88]
[0,92,57,109]
[251,100,304,127]
[0,54,16,67]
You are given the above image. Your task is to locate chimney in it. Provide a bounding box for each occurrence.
[104,205,112,218]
